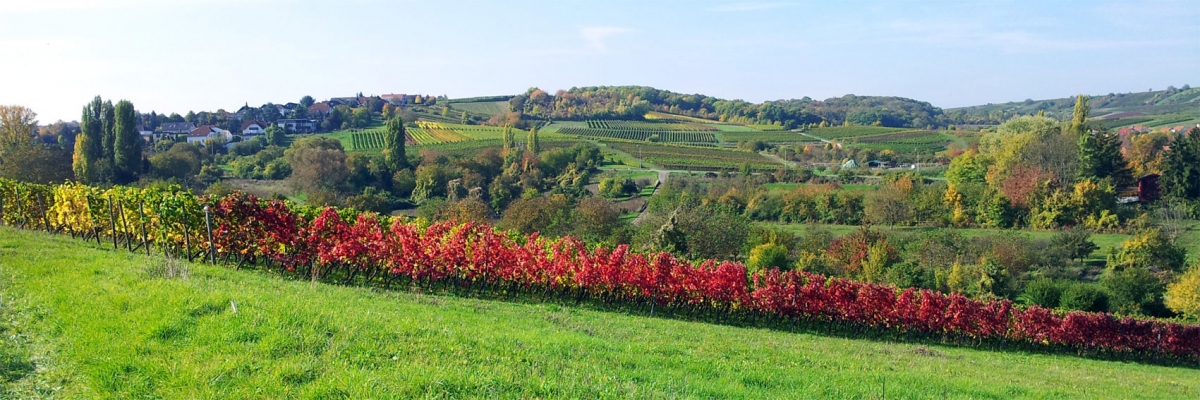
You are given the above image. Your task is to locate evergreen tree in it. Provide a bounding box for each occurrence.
[383,116,407,171]
[72,97,105,182]
[1070,94,1090,135]
[112,100,142,183]
[526,125,540,154]
[1078,129,1133,187]
[1161,128,1200,199]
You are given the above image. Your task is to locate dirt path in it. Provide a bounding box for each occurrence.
[632,169,672,225]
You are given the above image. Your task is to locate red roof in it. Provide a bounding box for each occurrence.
[241,120,267,131]
[188,125,219,137]
[309,102,331,114]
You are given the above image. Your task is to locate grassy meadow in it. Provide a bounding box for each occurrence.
[2,227,1199,398]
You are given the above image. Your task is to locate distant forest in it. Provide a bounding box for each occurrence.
[507,86,947,129]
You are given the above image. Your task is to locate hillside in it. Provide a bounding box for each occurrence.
[947,86,1200,125]
[2,227,1198,398]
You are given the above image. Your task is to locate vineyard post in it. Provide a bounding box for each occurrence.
[85,196,101,245]
[36,192,49,231]
[204,205,215,264]
[14,185,23,228]
[0,189,5,226]
[106,196,117,249]
[118,200,133,251]
[138,201,149,256]
[183,215,193,262]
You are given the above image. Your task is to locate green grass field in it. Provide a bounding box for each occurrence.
[2,227,1198,398]
[446,100,509,115]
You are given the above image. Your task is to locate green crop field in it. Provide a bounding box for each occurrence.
[447,100,509,115]
[721,131,815,143]
[806,126,911,140]
[606,142,780,171]
[3,227,1199,398]
[560,127,718,144]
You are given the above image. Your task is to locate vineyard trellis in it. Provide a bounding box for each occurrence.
[1,177,1198,366]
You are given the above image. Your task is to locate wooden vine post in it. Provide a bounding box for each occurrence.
[106,196,118,249]
[204,205,216,264]
[138,201,150,256]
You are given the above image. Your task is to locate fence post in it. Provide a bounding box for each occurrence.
[0,190,6,226]
[204,205,215,264]
[106,196,117,249]
[139,201,149,256]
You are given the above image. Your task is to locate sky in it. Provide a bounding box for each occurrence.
[1,0,1197,122]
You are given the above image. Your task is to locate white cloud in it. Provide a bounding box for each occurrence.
[708,2,794,12]
[580,26,632,53]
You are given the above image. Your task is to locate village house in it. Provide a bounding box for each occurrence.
[276,119,317,134]
[241,120,269,136]
[186,125,231,145]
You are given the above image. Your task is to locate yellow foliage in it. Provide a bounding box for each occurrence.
[1166,266,1200,319]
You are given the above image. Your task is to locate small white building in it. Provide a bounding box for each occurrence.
[186,125,231,145]
[241,120,268,136]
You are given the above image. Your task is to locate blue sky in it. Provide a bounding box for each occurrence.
[1,0,1197,122]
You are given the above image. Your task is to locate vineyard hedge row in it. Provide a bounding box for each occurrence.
[0,178,1197,366]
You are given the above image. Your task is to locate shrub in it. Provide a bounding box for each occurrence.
[1059,283,1109,312]
[1019,278,1063,308]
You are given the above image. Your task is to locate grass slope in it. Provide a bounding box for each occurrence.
[2,227,1198,398]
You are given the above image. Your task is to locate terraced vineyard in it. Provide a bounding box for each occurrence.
[846,130,956,153]
[587,120,716,131]
[413,121,470,144]
[721,131,815,143]
[806,126,911,140]
[349,129,387,150]
[606,142,780,171]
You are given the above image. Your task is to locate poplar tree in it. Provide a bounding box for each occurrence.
[526,126,539,154]
[502,126,515,152]
[1070,94,1090,136]
[72,97,105,182]
[383,116,407,170]
[112,100,142,183]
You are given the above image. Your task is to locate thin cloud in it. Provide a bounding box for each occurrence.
[708,2,794,12]
[580,26,632,53]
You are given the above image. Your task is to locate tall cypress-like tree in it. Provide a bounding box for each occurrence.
[1070,94,1090,136]
[101,100,116,164]
[383,116,407,171]
[1078,129,1133,187]
[526,126,539,154]
[1161,128,1200,199]
[502,126,514,152]
[72,97,105,182]
[112,100,142,183]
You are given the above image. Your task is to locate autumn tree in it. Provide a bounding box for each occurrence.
[1165,264,1200,319]
[1126,131,1170,176]
[285,136,349,194]
[0,105,37,159]
[383,116,407,170]
[571,197,626,245]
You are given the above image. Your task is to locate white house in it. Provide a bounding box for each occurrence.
[241,120,268,136]
[186,125,231,145]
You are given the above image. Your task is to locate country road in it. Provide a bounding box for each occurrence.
[632,169,672,225]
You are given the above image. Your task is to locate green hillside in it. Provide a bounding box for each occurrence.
[947,86,1200,125]
[2,227,1198,398]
